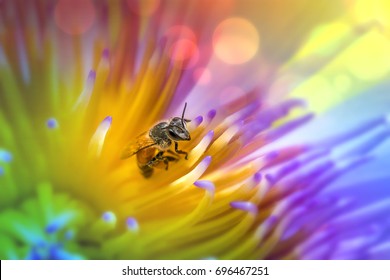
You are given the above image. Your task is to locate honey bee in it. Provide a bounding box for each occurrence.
[121,103,191,178]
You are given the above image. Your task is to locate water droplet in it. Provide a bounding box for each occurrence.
[213,17,260,64]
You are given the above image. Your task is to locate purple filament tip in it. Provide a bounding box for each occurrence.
[207,109,216,120]
[126,217,139,231]
[265,151,278,161]
[206,130,214,139]
[230,201,258,214]
[264,174,274,184]
[194,180,215,193]
[102,211,116,222]
[344,129,390,157]
[253,172,262,184]
[193,115,203,126]
[46,118,58,129]
[103,115,113,125]
[282,98,307,112]
[203,156,212,165]
[265,215,278,225]
[0,150,12,162]
[88,70,96,80]
[102,48,110,59]
[45,223,60,234]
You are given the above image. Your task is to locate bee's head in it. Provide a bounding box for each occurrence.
[166,103,191,141]
[167,117,191,141]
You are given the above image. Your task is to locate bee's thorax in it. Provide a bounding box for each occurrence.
[149,122,172,150]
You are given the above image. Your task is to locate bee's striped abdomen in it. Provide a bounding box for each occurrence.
[138,163,154,178]
[136,147,156,178]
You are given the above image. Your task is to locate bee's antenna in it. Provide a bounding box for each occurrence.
[181,102,187,126]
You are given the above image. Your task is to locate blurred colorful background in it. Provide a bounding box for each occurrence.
[1,0,390,259]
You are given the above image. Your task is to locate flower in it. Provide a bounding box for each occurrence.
[1,0,390,260]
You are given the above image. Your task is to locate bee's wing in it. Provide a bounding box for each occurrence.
[120,132,156,159]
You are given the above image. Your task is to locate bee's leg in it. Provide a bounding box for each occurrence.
[166,150,180,160]
[160,155,178,170]
[147,151,164,167]
[148,152,178,170]
[174,142,188,160]
[156,151,164,160]
[163,157,169,170]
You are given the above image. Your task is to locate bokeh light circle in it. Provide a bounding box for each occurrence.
[168,39,199,68]
[213,17,260,65]
[54,0,96,35]
[164,25,197,43]
[163,25,199,69]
